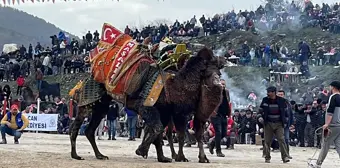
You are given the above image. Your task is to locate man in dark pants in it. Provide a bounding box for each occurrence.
[209,79,230,157]
[295,104,306,147]
[260,86,290,163]
[312,81,340,168]
[107,101,119,140]
[277,90,293,159]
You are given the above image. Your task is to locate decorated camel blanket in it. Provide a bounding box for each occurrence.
[82,23,157,104]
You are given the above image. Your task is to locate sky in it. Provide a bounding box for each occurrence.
[3,0,338,37]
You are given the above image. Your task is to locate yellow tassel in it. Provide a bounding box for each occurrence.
[69,80,84,97]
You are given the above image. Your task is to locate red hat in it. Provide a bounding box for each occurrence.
[11,104,19,110]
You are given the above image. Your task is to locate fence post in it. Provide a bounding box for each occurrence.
[36,98,41,133]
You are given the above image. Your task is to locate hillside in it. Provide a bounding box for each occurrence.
[2,27,340,104]
[0,6,75,49]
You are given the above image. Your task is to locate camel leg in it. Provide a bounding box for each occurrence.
[194,117,210,163]
[153,128,172,163]
[167,119,178,160]
[136,123,153,159]
[70,106,86,160]
[85,99,110,160]
[173,114,189,162]
[136,107,170,162]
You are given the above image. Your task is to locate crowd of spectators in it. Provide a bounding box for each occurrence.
[0,1,338,146]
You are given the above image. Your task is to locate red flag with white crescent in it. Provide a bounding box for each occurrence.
[100,23,123,45]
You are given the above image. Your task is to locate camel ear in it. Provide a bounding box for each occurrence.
[197,47,213,60]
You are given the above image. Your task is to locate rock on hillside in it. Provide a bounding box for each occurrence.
[0,6,76,49]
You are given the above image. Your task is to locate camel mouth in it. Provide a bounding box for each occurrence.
[212,74,221,86]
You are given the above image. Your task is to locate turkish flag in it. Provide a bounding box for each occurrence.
[100,23,123,45]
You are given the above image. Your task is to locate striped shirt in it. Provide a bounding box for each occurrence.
[268,99,281,122]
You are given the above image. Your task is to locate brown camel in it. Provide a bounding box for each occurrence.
[144,52,227,163]
[68,47,225,163]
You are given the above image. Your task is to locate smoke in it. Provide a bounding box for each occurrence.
[256,0,304,34]
[221,70,267,109]
[213,47,226,57]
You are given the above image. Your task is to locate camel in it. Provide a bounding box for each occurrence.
[68,47,225,163]
[139,51,228,163]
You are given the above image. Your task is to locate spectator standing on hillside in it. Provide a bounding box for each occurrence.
[107,101,119,140]
[28,44,33,60]
[16,75,25,96]
[0,62,5,81]
[260,86,290,163]
[19,45,26,59]
[42,55,51,75]
[35,68,43,91]
[20,59,29,76]
[0,104,29,144]
[60,41,66,56]
[125,107,137,141]
[299,41,310,64]
[93,30,99,41]
[86,31,93,43]
[12,62,20,80]
[3,85,11,101]
[125,26,131,34]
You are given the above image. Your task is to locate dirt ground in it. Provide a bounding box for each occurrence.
[0,133,339,168]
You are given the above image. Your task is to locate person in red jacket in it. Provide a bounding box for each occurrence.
[225,116,237,149]
[16,75,25,96]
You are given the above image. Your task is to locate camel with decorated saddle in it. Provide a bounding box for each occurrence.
[68,23,227,163]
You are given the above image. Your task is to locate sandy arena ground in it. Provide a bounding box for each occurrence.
[0,133,339,168]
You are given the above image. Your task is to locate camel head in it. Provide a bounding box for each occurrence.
[196,47,226,89]
[196,47,226,121]
[165,47,225,108]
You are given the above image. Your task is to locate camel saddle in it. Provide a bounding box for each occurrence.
[89,24,157,103]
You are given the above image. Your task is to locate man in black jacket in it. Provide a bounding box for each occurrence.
[107,101,119,140]
[260,86,290,163]
[277,90,294,158]
[209,79,230,157]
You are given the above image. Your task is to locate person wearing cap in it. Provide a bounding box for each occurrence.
[312,81,340,168]
[0,104,29,144]
[260,86,290,163]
